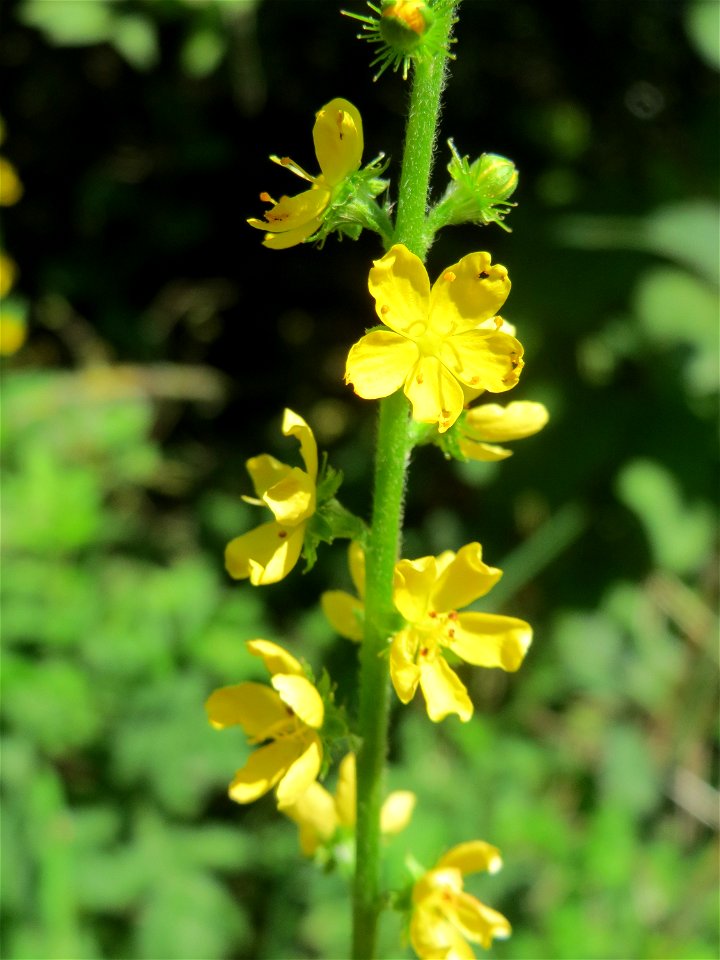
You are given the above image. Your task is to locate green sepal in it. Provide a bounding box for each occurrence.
[429,140,519,234]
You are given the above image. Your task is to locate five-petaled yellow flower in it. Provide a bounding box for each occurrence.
[410,841,511,959]
[225,408,317,586]
[205,639,324,808]
[390,542,532,722]
[282,752,416,856]
[458,399,549,461]
[248,98,364,249]
[344,244,524,433]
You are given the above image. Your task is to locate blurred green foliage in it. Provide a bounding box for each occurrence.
[1,0,718,958]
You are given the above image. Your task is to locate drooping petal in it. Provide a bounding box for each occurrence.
[380,790,416,835]
[348,540,366,598]
[410,904,466,960]
[282,407,318,482]
[225,520,305,585]
[246,638,304,677]
[419,656,474,723]
[389,629,422,703]
[334,752,357,827]
[262,217,324,250]
[393,555,437,622]
[439,330,523,394]
[248,186,330,234]
[345,330,418,399]
[283,780,338,855]
[368,244,430,336]
[448,613,532,670]
[457,439,514,462]
[313,98,363,185]
[321,589,364,641]
[404,354,465,432]
[205,681,286,735]
[275,733,323,808]
[463,400,549,441]
[228,737,302,804]
[262,467,316,525]
[429,251,511,335]
[451,892,512,949]
[430,542,502,612]
[271,674,324,729]
[437,841,503,876]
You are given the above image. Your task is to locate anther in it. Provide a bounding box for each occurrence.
[380,304,390,315]
[477,271,490,280]
[443,270,456,283]
[278,530,288,539]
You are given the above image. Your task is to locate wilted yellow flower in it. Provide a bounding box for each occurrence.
[458,400,549,461]
[205,639,324,809]
[282,752,415,855]
[410,841,511,958]
[320,540,366,641]
[390,542,532,722]
[344,244,524,433]
[225,408,317,586]
[248,98,364,249]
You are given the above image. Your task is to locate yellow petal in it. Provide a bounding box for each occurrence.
[437,841,503,876]
[449,614,532,671]
[393,555,437,622]
[348,540,366,598]
[271,674,324,729]
[246,454,293,500]
[368,244,430,335]
[457,439,513,462]
[282,407,318,482]
[0,252,18,298]
[380,790,416,834]
[246,639,303,677]
[345,330,418,399]
[313,97,363,184]
[413,867,463,904]
[440,330,523,394]
[276,734,323,808]
[389,629,421,703]
[334,752,357,827]
[261,217,323,249]
[463,400,549,441]
[282,780,338,855]
[404,355,465,433]
[321,589,364,641]
[225,520,305,585]
[263,467,316,525]
[429,251,511,335]
[431,542,502,611]
[205,681,285,734]
[419,656,473,723]
[248,186,330,233]
[0,157,23,206]
[452,892,512,949]
[228,738,301,804]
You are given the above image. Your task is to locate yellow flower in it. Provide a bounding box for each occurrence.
[320,541,366,641]
[0,251,18,299]
[390,542,532,722]
[282,752,416,856]
[248,98,364,249]
[344,244,524,433]
[0,156,23,206]
[225,408,318,586]
[0,306,27,357]
[410,841,511,958]
[205,639,324,809]
[457,400,549,461]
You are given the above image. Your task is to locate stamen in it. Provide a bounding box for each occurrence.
[278,530,288,539]
[443,270,456,283]
[428,610,437,618]
[448,611,458,620]
[380,304,390,315]
[477,271,490,280]
[493,316,503,330]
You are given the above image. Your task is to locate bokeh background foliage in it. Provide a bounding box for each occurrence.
[1,0,718,958]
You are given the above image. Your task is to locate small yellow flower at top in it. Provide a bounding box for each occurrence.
[390,542,532,722]
[457,399,549,461]
[344,244,524,433]
[248,98,364,249]
[410,841,511,958]
[205,639,324,809]
[225,408,317,586]
[282,752,415,856]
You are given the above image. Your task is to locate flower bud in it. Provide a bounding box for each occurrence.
[379,0,433,54]
[430,140,519,232]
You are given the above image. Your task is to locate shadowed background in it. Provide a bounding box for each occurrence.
[1,1,718,958]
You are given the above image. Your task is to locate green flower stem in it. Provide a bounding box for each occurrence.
[352,8,460,959]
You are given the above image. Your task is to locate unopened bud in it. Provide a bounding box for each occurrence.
[379,0,433,53]
[431,140,519,232]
